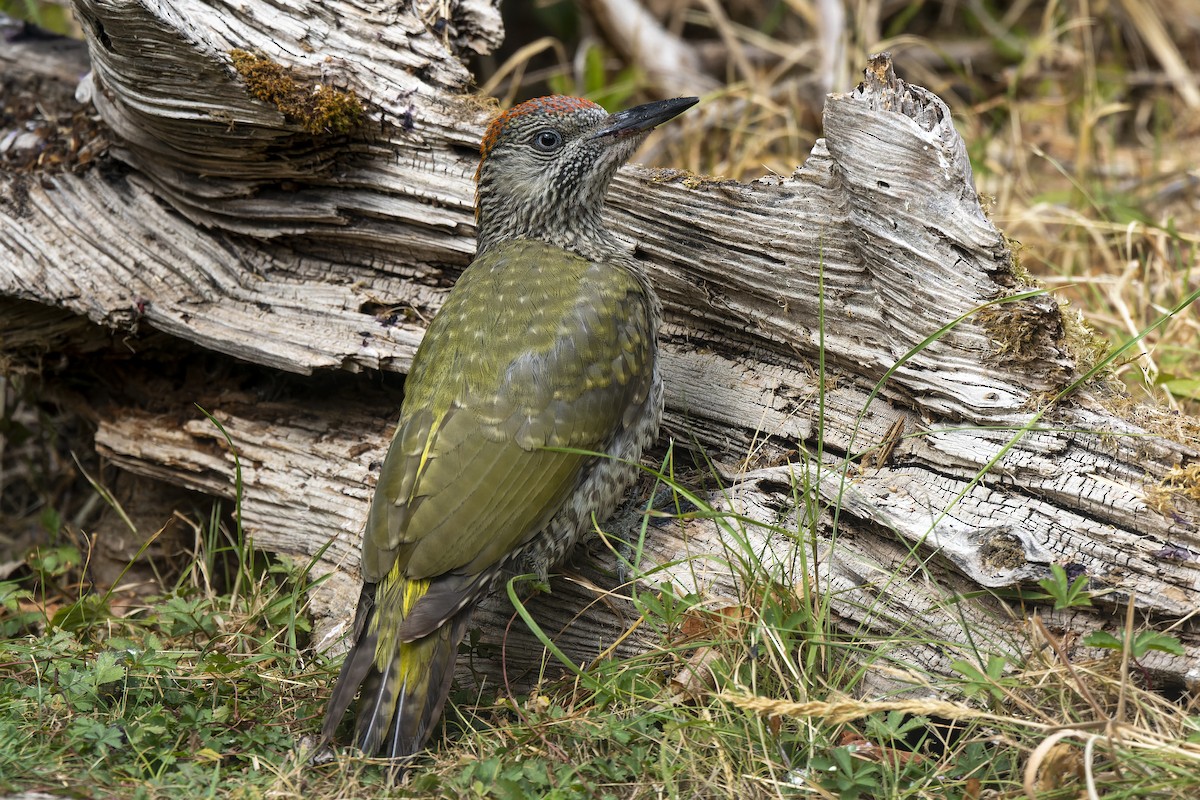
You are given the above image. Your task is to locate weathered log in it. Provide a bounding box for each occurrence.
[2,1,1197,696]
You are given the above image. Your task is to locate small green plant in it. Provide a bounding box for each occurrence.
[25,543,80,587]
[864,709,928,744]
[0,580,41,637]
[811,745,885,799]
[950,653,1010,704]
[1083,629,1185,660]
[1035,563,1093,609]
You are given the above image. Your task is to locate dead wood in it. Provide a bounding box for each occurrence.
[1,1,1198,697]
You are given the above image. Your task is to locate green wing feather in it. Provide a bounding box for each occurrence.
[366,237,654,621]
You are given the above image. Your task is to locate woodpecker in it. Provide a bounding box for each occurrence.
[320,94,698,760]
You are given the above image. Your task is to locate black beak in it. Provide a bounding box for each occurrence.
[592,96,699,139]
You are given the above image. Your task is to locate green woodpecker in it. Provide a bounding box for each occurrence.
[320,94,698,759]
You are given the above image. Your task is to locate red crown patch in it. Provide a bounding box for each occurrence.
[479,96,604,162]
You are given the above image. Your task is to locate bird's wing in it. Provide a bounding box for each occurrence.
[361,239,654,606]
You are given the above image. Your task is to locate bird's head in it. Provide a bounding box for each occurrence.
[474,95,698,255]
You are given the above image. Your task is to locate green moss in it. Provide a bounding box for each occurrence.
[1056,302,1112,380]
[230,49,364,135]
[1002,235,1035,287]
[977,299,1059,364]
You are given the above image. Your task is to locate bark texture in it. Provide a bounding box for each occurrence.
[2,1,1198,695]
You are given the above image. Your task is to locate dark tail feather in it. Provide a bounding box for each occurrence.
[355,657,394,755]
[318,586,379,750]
[349,607,471,759]
[382,611,470,759]
[320,585,473,760]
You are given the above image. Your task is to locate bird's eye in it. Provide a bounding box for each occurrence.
[532,129,563,152]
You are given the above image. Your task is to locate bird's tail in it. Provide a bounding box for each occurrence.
[319,581,471,760]
[356,608,470,758]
